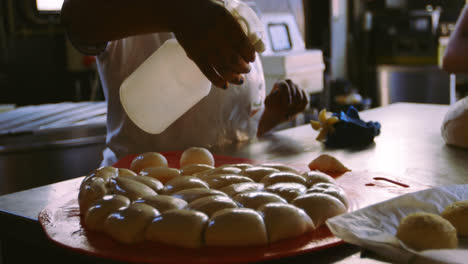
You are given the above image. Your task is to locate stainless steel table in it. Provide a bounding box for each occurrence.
[1,103,467,263]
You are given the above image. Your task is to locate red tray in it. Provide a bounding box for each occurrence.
[39,152,430,264]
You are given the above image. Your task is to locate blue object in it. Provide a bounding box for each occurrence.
[326,106,381,148]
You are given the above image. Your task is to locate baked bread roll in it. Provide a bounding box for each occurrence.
[134,195,187,213]
[179,147,215,168]
[265,183,307,202]
[441,96,468,148]
[117,168,138,177]
[233,191,287,210]
[396,212,458,251]
[195,167,243,179]
[80,166,119,190]
[140,167,181,184]
[119,174,164,193]
[441,200,468,236]
[306,183,348,208]
[292,193,347,227]
[79,177,108,213]
[172,188,227,203]
[221,163,253,170]
[202,174,254,189]
[257,203,314,243]
[130,152,168,173]
[242,166,280,182]
[145,209,209,248]
[219,182,265,197]
[301,171,336,187]
[104,203,159,244]
[84,195,130,231]
[259,163,300,174]
[205,208,268,246]
[162,176,209,195]
[187,196,238,217]
[307,154,350,175]
[180,164,214,176]
[260,172,307,187]
[109,177,157,201]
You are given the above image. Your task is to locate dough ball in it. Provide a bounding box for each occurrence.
[119,174,164,193]
[441,200,468,236]
[219,182,265,197]
[259,163,300,174]
[130,152,168,174]
[292,193,347,227]
[257,203,315,243]
[180,164,214,176]
[162,176,209,195]
[108,177,157,201]
[104,203,159,244]
[306,183,348,208]
[205,208,268,246]
[134,195,187,213]
[265,183,307,202]
[233,191,287,210]
[145,209,209,248]
[84,195,130,231]
[179,147,215,168]
[441,96,468,148]
[79,177,108,213]
[260,171,307,187]
[172,188,227,203]
[308,154,350,175]
[140,167,181,184]
[301,171,336,187]
[187,196,238,217]
[242,166,280,182]
[396,212,458,251]
[202,174,253,189]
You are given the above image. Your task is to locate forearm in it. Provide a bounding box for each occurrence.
[61,0,180,45]
[442,5,468,73]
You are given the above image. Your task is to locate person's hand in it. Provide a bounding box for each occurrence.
[257,79,308,136]
[265,79,309,122]
[171,0,256,89]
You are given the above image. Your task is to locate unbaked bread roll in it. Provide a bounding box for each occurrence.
[187,196,238,217]
[306,183,348,208]
[308,154,350,175]
[172,188,227,203]
[259,163,300,174]
[205,208,268,246]
[162,176,209,195]
[104,203,159,244]
[202,174,254,189]
[79,177,108,213]
[109,177,157,201]
[84,195,130,231]
[441,96,468,148]
[140,167,181,184]
[179,147,215,168]
[441,200,468,236]
[292,193,347,227]
[130,152,168,173]
[396,212,458,251]
[119,174,164,193]
[233,191,287,210]
[219,182,265,197]
[242,166,280,182]
[145,209,209,248]
[301,171,336,187]
[180,164,214,176]
[134,195,187,213]
[260,172,307,187]
[265,183,307,202]
[257,203,314,243]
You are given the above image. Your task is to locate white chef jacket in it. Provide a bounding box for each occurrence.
[93,33,266,166]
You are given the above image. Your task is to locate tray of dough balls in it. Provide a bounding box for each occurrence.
[327,184,468,264]
[39,147,426,264]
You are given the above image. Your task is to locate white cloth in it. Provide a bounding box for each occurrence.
[96,33,266,166]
